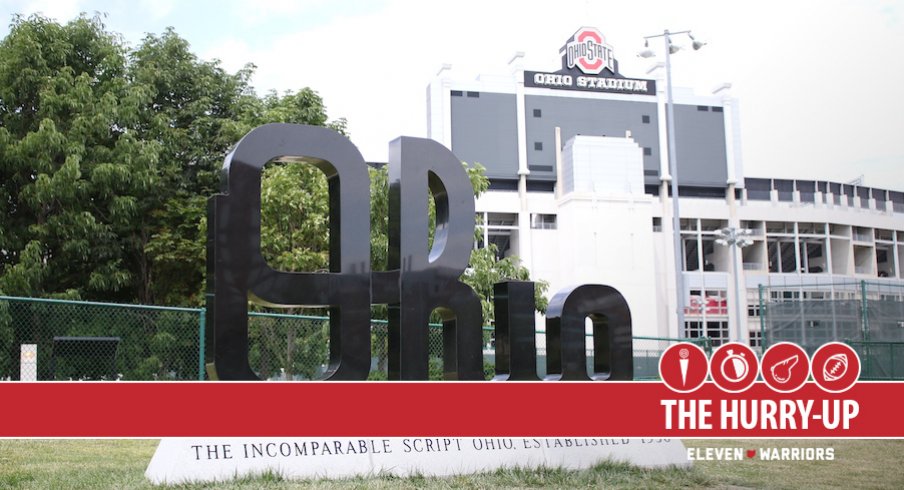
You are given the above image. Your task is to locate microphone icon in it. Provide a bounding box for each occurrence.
[679,348,689,385]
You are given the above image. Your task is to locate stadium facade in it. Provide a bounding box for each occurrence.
[426,27,904,347]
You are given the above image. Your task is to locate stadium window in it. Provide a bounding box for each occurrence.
[700,219,725,232]
[765,221,794,234]
[797,222,821,235]
[706,290,728,316]
[643,147,652,156]
[534,142,543,151]
[486,212,517,227]
[533,109,542,117]
[747,303,760,317]
[642,114,650,124]
[745,178,772,201]
[706,321,729,346]
[876,229,894,241]
[479,212,518,260]
[780,241,797,273]
[680,218,698,231]
[696,105,709,111]
[487,231,513,260]
[685,321,704,339]
[774,179,794,202]
[683,237,700,271]
[530,214,557,230]
[466,91,480,98]
[800,240,827,273]
[712,106,724,113]
[701,238,716,271]
[748,330,762,348]
[451,90,463,97]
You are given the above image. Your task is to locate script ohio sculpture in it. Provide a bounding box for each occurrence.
[206,124,633,381]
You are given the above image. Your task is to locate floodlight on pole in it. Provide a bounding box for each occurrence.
[689,33,707,51]
[640,29,705,340]
[714,227,753,342]
[637,40,655,58]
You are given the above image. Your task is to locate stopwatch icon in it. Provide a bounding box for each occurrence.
[720,349,748,382]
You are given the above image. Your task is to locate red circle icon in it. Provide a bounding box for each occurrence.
[810,342,860,393]
[659,342,709,393]
[709,342,759,393]
[760,342,810,393]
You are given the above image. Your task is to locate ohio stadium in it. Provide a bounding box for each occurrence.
[426,27,904,369]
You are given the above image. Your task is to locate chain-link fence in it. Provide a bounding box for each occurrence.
[760,281,904,378]
[632,336,712,380]
[0,296,203,381]
[847,341,904,380]
[243,314,496,381]
[2,295,698,381]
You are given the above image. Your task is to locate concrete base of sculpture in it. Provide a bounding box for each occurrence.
[146,437,689,484]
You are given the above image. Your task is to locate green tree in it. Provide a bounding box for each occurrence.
[119,30,348,306]
[464,245,548,323]
[242,89,350,379]
[132,28,259,305]
[368,161,546,322]
[0,14,158,300]
[0,16,548,381]
[0,16,349,379]
[250,162,331,380]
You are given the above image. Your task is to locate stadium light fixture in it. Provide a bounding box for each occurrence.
[641,29,705,340]
[689,33,707,51]
[638,39,656,58]
[714,227,754,342]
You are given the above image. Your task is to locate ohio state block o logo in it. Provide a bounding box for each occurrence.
[575,28,604,73]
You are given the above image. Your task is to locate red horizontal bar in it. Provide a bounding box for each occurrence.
[0,382,900,438]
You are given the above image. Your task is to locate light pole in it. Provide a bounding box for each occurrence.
[638,30,705,338]
[714,227,753,342]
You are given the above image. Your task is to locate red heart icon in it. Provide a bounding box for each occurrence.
[746,449,756,459]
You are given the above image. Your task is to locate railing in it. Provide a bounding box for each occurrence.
[0,296,706,381]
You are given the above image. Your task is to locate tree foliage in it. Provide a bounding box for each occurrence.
[0,14,547,323]
[0,14,157,300]
[0,14,554,381]
[0,16,347,306]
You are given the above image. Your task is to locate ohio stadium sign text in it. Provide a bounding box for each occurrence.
[524,26,656,96]
[206,124,633,381]
[526,72,652,93]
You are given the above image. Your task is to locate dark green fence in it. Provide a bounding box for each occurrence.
[631,335,712,380]
[0,296,203,381]
[1,295,699,381]
[847,341,904,380]
[242,313,484,381]
[760,281,904,351]
[759,280,904,379]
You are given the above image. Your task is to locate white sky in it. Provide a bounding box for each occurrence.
[2,0,904,190]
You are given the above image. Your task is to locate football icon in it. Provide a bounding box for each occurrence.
[811,343,860,392]
[823,353,848,381]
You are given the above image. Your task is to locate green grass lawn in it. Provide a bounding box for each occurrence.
[0,439,902,489]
